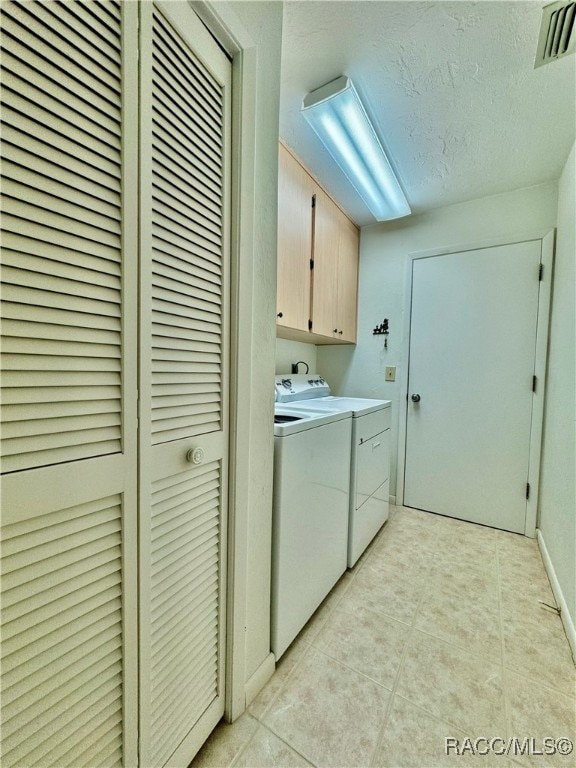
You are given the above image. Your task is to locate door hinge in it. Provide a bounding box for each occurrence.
[308,319,312,331]
[532,375,537,393]
[539,263,544,281]
[526,482,530,500]
[310,259,314,270]
[312,194,316,209]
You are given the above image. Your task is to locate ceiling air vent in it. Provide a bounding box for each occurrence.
[535,0,576,67]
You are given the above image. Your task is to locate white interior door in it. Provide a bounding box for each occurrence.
[138,3,231,766]
[0,2,138,765]
[404,241,542,533]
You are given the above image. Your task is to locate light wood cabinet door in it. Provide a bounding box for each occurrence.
[276,145,314,332]
[311,188,340,337]
[336,214,360,343]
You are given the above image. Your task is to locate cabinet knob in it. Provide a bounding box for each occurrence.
[186,447,205,465]
[338,330,343,335]
[333,328,338,333]
[411,394,421,403]
[277,312,283,318]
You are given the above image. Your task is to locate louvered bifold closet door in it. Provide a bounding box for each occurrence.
[0,2,138,767]
[138,3,231,768]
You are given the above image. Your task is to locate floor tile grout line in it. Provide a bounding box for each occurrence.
[228,718,263,768]
[366,517,440,767]
[502,662,576,700]
[311,646,396,693]
[498,532,515,745]
[232,721,319,768]
[333,599,415,629]
[247,514,404,768]
[249,566,359,724]
[391,691,471,735]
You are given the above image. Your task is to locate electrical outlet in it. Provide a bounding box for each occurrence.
[385,366,396,382]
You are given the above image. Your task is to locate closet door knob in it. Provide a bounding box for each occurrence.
[186,447,205,465]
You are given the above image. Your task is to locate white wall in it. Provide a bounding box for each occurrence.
[318,182,558,498]
[275,338,317,375]
[538,143,576,634]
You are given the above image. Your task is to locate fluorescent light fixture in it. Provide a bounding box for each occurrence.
[302,76,410,221]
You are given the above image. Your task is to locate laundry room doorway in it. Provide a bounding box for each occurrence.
[399,234,554,536]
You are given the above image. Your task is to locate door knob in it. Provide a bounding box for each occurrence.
[186,447,205,465]
[411,394,421,402]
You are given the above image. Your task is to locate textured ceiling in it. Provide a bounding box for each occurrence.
[279,0,576,225]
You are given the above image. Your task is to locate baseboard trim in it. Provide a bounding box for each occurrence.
[244,652,275,708]
[537,529,576,660]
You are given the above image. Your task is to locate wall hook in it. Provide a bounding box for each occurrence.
[373,319,389,348]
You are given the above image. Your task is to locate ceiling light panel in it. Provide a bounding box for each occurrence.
[302,76,411,221]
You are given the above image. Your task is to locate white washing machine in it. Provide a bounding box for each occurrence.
[275,375,391,567]
[272,404,352,658]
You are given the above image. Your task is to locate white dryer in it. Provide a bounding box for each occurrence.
[275,376,391,567]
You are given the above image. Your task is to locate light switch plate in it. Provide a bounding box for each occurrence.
[385,366,396,382]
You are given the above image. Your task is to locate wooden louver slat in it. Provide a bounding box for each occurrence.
[0,0,123,475]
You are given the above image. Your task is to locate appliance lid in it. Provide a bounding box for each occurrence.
[274,374,331,403]
[273,404,351,436]
[298,396,391,417]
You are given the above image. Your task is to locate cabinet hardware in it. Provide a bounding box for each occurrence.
[539,263,543,281]
[277,312,283,318]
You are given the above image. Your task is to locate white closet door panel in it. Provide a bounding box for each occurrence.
[153,199,222,248]
[139,2,230,765]
[2,249,121,287]
[1,3,139,767]
[0,0,125,475]
[2,142,122,200]
[151,76,222,168]
[0,495,123,768]
[153,163,221,221]
[3,85,121,154]
[149,464,221,767]
[1,68,120,138]
[12,0,121,75]
[1,166,121,217]
[1,2,122,99]
[2,195,121,241]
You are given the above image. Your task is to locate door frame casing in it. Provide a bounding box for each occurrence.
[190,0,277,721]
[396,231,555,537]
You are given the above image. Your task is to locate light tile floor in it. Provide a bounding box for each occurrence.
[193,506,576,768]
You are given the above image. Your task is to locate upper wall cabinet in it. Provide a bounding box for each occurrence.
[276,144,359,345]
[276,144,315,333]
[312,188,359,343]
